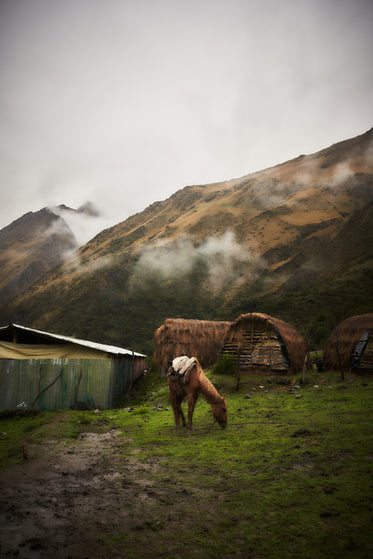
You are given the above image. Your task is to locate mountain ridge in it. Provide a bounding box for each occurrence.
[1,128,373,354]
[0,208,78,306]
[0,202,105,307]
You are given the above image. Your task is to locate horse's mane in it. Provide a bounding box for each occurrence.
[196,365,223,405]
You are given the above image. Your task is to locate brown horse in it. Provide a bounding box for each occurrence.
[167,356,227,435]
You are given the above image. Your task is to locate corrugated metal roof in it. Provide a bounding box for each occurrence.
[0,323,146,358]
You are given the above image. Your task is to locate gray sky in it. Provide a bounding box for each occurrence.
[1,0,372,238]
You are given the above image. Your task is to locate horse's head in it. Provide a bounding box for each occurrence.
[212,396,227,429]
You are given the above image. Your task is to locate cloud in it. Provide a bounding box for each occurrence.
[62,252,114,277]
[0,0,372,233]
[51,205,113,245]
[131,231,264,292]
[331,162,354,185]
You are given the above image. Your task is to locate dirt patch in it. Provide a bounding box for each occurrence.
[0,429,173,558]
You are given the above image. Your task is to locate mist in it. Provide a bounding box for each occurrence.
[51,205,113,246]
[63,253,114,277]
[131,231,264,292]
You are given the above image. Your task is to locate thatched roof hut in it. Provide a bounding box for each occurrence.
[153,318,231,372]
[220,312,307,374]
[323,314,373,373]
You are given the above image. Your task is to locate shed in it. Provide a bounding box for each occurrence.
[323,314,373,373]
[153,318,232,372]
[0,323,146,411]
[220,312,307,374]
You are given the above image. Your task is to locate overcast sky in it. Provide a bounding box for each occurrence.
[0,0,372,238]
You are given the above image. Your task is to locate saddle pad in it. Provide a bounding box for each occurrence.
[168,356,197,383]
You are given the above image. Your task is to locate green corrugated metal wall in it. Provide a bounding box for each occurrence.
[0,357,145,410]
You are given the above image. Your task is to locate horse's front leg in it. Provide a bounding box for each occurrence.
[187,393,197,436]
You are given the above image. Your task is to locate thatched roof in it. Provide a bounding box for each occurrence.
[221,312,307,373]
[323,314,373,371]
[153,318,231,371]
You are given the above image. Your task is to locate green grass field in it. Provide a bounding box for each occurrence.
[1,368,372,558]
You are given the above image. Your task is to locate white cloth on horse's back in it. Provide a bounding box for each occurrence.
[169,356,197,383]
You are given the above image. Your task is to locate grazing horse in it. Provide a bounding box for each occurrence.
[167,356,227,435]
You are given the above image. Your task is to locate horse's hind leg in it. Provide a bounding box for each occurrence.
[169,388,185,429]
[175,394,187,428]
[187,393,197,436]
[179,404,186,427]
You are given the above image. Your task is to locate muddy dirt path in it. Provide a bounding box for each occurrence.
[0,428,175,559]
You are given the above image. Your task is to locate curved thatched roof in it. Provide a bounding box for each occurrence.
[323,314,373,371]
[153,318,231,371]
[221,312,307,373]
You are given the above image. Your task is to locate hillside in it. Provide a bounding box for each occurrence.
[0,208,78,306]
[1,128,373,355]
[0,202,107,308]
